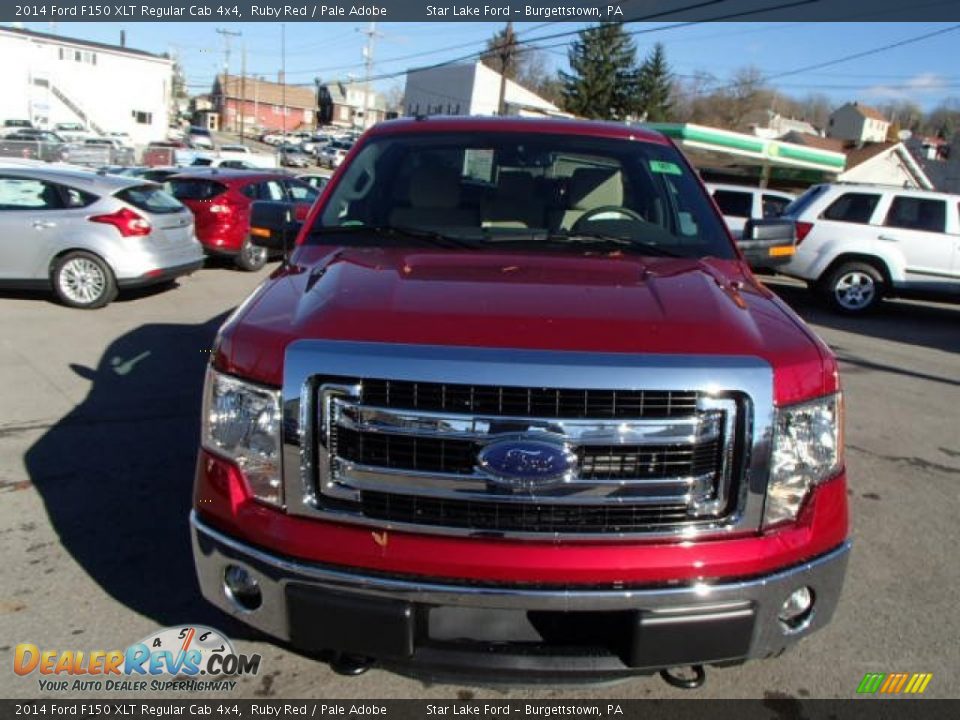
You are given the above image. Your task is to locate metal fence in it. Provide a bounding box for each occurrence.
[0,139,137,168]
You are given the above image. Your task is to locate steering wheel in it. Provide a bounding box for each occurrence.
[571,205,646,232]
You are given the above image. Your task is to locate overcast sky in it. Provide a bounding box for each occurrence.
[12,21,960,111]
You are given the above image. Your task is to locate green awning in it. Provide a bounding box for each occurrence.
[645,123,846,174]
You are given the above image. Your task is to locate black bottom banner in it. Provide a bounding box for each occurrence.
[1,700,958,720]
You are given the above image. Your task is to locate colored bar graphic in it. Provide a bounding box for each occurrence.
[858,672,932,695]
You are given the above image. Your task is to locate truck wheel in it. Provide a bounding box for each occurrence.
[52,251,118,309]
[819,261,884,314]
[236,238,268,272]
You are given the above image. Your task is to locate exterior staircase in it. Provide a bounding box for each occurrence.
[34,78,106,135]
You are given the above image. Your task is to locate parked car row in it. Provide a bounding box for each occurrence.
[258,128,358,168]
[0,165,320,308]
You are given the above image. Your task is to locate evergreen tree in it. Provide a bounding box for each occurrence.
[637,43,673,122]
[559,24,640,121]
[480,24,520,80]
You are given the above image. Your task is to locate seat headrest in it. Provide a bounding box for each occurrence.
[568,168,623,209]
[409,165,461,209]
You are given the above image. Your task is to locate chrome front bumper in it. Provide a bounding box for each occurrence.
[191,511,850,676]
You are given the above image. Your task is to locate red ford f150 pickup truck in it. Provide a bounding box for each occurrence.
[191,117,849,683]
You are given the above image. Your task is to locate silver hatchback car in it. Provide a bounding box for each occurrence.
[0,166,204,308]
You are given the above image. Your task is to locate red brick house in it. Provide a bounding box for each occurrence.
[212,74,316,134]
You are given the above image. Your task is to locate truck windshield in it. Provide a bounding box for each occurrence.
[313,132,734,259]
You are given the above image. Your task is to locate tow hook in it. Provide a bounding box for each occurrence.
[659,665,706,689]
[330,653,375,677]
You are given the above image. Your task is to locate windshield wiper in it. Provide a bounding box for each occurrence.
[546,232,687,258]
[309,224,481,249]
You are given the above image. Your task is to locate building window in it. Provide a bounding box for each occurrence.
[339,106,349,121]
[65,48,96,64]
[132,111,153,125]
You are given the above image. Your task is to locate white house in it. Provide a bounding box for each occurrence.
[827,102,890,144]
[403,62,560,118]
[323,82,387,130]
[0,26,173,145]
[745,110,820,139]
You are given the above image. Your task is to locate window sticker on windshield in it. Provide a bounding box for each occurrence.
[649,160,682,175]
[463,149,494,182]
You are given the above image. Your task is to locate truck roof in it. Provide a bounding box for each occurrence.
[366,116,671,145]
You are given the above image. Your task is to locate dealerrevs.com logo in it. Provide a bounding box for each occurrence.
[14,625,261,692]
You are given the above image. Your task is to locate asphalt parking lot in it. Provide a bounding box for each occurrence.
[1,267,958,700]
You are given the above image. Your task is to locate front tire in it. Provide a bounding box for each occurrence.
[52,251,117,309]
[819,261,884,314]
[235,237,268,272]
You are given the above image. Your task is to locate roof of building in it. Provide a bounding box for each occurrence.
[839,102,889,123]
[216,75,315,110]
[844,141,897,170]
[782,131,847,153]
[0,26,165,60]
[839,141,934,190]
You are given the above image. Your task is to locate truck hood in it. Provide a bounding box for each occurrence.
[215,246,834,404]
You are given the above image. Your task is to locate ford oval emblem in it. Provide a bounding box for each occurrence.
[477,437,577,489]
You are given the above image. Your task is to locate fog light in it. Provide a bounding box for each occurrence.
[779,586,814,632]
[224,564,262,611]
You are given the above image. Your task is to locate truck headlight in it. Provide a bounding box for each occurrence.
[765,393,843,527]
[202,368,283,507]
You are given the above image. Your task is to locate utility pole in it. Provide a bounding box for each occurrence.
[281,24,286,140]
[216,28,241,132]
[240,43,247,141]
[496,22,515,116]
[360,22,383,130]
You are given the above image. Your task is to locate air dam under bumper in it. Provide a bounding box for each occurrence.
[191,512,850,679]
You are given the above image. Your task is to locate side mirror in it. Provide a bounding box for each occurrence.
[249,201,303,250]
[738,219,796,268]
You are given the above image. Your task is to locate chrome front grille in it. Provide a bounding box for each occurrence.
[280,341,774,540]
[320,389,736,518]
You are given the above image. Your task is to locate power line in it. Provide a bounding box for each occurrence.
[682,23,960,98]
[763,24,960,83]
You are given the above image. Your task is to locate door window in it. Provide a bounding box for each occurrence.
[821,192,881,224]
[285,180,319,202]
[259,181,286,201]
[0,178,64,210]
[712,190,753,218]
[762,194,792,218]
[884,197,946,233]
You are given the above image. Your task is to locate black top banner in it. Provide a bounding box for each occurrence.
[6,0,960,22]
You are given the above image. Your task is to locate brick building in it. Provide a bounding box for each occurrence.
[212,74,316,134]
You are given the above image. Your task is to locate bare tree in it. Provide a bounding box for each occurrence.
[718,67,771,130]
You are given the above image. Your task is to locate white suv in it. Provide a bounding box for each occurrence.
[780,182,960,314]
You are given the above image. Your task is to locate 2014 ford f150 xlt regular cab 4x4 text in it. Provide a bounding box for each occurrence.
[191,117,849,683]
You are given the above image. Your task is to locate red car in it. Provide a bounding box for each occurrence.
[168,169,318,271]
